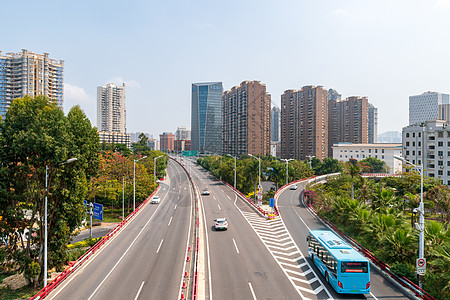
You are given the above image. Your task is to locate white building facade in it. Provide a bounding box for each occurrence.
[97,83,126,133]
[332,143,403,173]
[409,91,449,125]
[402,120,450,186]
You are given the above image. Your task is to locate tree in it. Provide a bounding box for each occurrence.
[315,157,342,175]
[0,96,99,287]
[345,159,361,199]
[360,157,388,173]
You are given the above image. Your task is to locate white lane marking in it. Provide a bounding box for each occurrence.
[370,292,380,300]
[156,239,164,253]
[217,204,221,210]
[248,282,257,300]
[213,195,216,200]
[134,281,145,300]
[227,195,231,200]
[198,184,213,300]
[168,216,173,226]
[86,198,165,300]
[174,204,177,210]
[233,238,240,254]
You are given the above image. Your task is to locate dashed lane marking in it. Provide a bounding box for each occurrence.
[238,210,333,299]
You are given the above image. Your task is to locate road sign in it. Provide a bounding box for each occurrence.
[269,198,275,208]
[92,203,103,221]
[416,258,426,274]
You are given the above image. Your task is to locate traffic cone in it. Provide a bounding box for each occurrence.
[180,291,185,300]
[188,246,191,251]
[184,269,188,277]
[186,254,190,262]
[182,280,187,289]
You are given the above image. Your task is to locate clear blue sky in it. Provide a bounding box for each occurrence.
[3,0,450,139]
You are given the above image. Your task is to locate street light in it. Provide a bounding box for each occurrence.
[281,158,294,185]
[44,157,78,287]
[306,155,315,169]
[226,154,237,189]
[394,155,425,289]
[248,154,262,205]
[154,155,164,183]
[133,156,148,211]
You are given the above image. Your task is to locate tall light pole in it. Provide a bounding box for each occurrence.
[394,155,425,289]
[133,156,148,211]
[44,157,77,287]
[154,155,164,183]
[281,158,294,185]
[226,154,237,189]
[306,155,315,169]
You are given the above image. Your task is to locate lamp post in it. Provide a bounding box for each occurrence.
[133,156,148,211]
[44,157,77,287]
[394,155,425,289]
[281,158,294,185]
[306,155,315,169]
[154,155,164,183]
[226,154,237,189]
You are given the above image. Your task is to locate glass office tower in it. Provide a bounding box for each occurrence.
[191,82,223,154]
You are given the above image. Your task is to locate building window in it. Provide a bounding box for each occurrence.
[438,151,444,157]
[406,150,410,155]
[382,149,385,153]
[406,142,410,146]
[413,142,415,146]
[369,149,371,153]
[438,170,443,175]
[406,133,410,137]
[419,132,421,137]
[418,151,421,155]
[413,151,415,155]
[375,149,378,153]
[418,142,421,147]
[438,160,444,166]
[438,131,444,138]
[438,141,443,147]
[382,155,384,159]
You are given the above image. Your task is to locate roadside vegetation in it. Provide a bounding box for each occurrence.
[306,159,450,300]
[0,96,167,297]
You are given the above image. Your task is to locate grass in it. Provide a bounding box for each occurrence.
[91,207,136,223]
[0,285,37,300]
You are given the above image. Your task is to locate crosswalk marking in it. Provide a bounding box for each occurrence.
[238,209,333,300]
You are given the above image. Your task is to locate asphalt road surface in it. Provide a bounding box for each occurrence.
[47,160,193,300]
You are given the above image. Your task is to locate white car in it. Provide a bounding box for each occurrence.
[151,196,160,204]
[214,218,228,231]
[290,184,298,190]
[201,189,211,196]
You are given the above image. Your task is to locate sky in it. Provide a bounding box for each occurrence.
[3,0,450,139]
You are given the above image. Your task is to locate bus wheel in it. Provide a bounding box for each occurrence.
[311,255,314,264]
[325,272,329,283]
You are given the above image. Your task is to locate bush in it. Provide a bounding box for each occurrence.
[390,262,416,282]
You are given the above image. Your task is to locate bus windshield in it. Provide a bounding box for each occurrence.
[341,262,368,273]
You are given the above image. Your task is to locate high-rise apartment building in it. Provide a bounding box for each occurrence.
[0,49,64,116]
[368,103,378,143]
[222,81,271,157]
[439,104,450,122]
[97,83,129,147]
[175,126,191,140]
[402,120,450,186]
[409,91,449,125]
[281,86,328,160]
[97,83,126,133]
[160,132,175,152]
[191,82,223,154]
[271,106,281,142]
[328,96,369,155]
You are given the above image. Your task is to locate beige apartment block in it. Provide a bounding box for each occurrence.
[328,96,369,156]
[222,80,271,157]
[281,85,328,160]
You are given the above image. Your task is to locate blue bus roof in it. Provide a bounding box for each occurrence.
[310,230,368,262]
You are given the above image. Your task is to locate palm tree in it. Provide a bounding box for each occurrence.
[429,240,450,296]
[345,159,361,199]
[383,228,415,262]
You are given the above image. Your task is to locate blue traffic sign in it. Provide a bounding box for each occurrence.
[269,198,275,208]
[93,203,103,221]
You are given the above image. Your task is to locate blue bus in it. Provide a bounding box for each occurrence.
[307,230,370,294]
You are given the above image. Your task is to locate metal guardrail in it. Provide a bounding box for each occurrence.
[31,186,161,299]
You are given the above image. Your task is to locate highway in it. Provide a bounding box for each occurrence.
[277,180,413,299]
[47,160,193,300]
[184,158,303,300]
